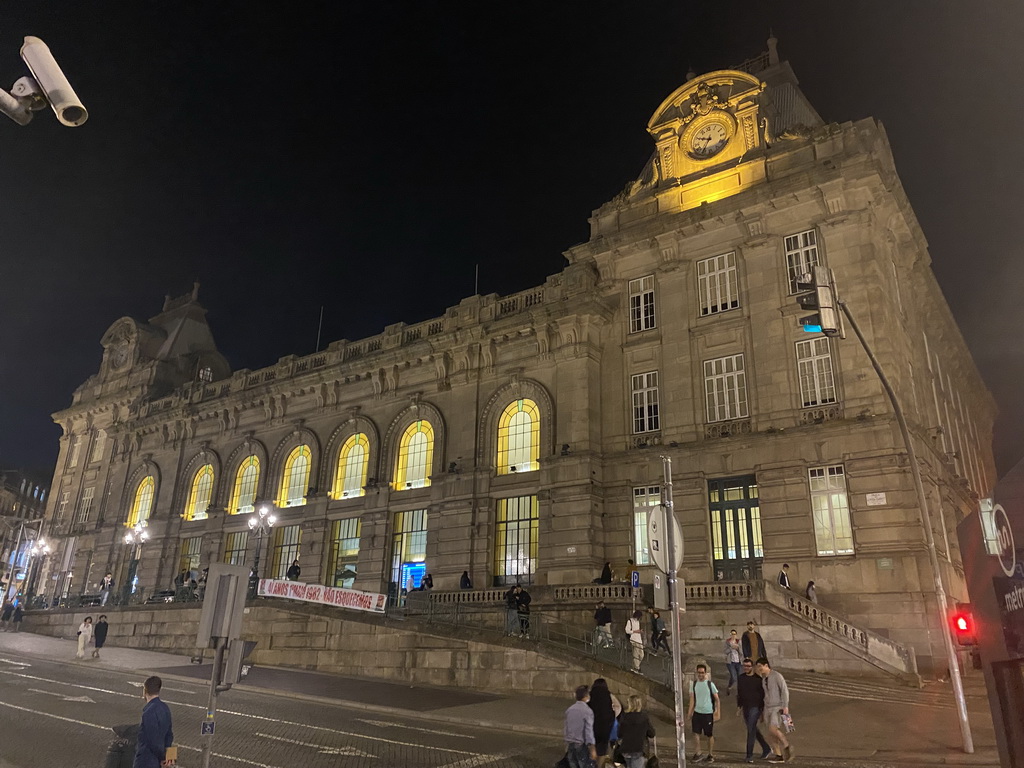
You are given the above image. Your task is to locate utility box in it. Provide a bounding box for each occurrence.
[196,563,250,648]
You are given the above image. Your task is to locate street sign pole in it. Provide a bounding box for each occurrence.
[661,455,687,768]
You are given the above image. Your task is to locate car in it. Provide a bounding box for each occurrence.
[145,590,175,604]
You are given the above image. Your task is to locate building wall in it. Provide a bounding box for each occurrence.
[38,61,995,674]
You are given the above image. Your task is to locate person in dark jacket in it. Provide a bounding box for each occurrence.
[594,600,613,647]
[735,657,772,762]
[618,693,655,768]
[92,615,109,659]
[594,562,613,584]
[516,586,532,638]
[459,571,473,589]
[134,675,174,768]
[11,604,23,632]
[0,601,12,631]
[588,678,616,766]
[741,620,767,662]
[503,585,520,636]
[286,560,301,581]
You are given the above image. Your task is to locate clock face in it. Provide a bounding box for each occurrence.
[691,122,729,157]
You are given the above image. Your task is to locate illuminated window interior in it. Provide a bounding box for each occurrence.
[393,421,433,490]
[184,464,214,521]
[278,445,312,508]
[228,455,260,515]
[496,399,540,474]
[333,433,369,499]
[126,476,155,528]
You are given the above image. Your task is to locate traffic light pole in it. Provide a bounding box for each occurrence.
[837,299,973,753]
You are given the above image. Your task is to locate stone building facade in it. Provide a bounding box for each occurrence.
[40,44,995,672]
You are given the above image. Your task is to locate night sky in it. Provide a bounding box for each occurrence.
[1,2,1022,481]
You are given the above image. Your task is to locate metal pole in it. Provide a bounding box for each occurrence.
[661,455,687,768]
[200,636,226,768]
[4,524,25,603]
[838,301,973,753]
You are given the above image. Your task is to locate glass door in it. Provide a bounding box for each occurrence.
[708,476,763,581]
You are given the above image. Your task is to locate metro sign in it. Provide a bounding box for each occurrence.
[993,504,1017,578]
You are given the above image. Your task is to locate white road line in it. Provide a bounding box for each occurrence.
[0,698,109,730]
[256,733,376,757]
[440,753,516,768]
[27,687,95,703]
[0,657,30,667]
[357,717,476,739]
[174,742,284,768]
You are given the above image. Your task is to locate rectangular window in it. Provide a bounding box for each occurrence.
[628,275,656,333]
[494,496,539,586]
[68,436,82,468]
[796,337,837,407]
[391,509,428,588]
[90,430,106,464]
[697,252,739,316]
[704,354,748,423]
[631,371,660,433]
[179,536,202,576]
[980,499,1000,555]
[327,518,361,588]
[75,487,95,525]
[223,531,249,566]
[271,524,302,579]
[809,466,854,556]
[785,229,820,294]
[632,486,661,566]
[55,492,69,521]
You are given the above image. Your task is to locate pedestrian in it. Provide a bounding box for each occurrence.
[174,570,187,590]
[504,585,520,636]
[11,603,23,632]
[777,564,791,590]
[563,684,597,768]
[618,694,655,768]
[755,657,793,763]
[594,562,613,585]
[724,629,742,695]
[687,663,721,763]
[804,581,817,603]
[0,601,12,631]
[134,675,175,768]
[197,568,208,600]
[736,656,772,763]
[588,678,616,767]
[92,614,109,659]
[99,572,114,606]
[650,610,670,655]
[460,571,473,589]
[516,585,532,638]
[76,616,93,659]
[594,600,613,648]
[741,620,767,662]
[286,560,301,581]
[422,573,434,590]
[625,610,645,673]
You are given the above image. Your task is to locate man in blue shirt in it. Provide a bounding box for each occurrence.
[563,684,596,768]
[134,676,174,768]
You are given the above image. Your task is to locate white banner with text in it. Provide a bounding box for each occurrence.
[258,578,387,614]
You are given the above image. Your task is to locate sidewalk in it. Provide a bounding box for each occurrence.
[0,630,1001,766]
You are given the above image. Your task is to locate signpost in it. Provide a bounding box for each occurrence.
[660,455,687,768]
[648,503,683,575]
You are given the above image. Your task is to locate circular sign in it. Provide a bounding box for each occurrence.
[994,503,1016,578]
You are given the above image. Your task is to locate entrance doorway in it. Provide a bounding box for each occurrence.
[708,476,763,581]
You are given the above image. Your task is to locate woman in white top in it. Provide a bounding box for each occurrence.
[76,616,93,659]
[626,610,645,674]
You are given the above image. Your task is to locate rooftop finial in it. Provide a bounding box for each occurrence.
[767,31,779,66]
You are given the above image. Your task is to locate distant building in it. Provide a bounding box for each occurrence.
[40,42,994,672]
[0,469,49,596]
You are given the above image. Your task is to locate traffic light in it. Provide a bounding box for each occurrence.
[950,604,976,646]
[795,266,842,337]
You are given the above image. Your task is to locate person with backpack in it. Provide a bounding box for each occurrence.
[686,663,720,763]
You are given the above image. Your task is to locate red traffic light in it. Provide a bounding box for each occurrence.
[950,605,976,646]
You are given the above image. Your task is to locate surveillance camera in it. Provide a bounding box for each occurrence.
[20,36,87,126]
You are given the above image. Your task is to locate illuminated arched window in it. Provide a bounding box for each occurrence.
[228,455,260,515]
[393,421,433,490]
[127,476,155,527]
[183,464,214,521]
[278,445,312,508]
[496,399,540,475]
[332,433,369,499]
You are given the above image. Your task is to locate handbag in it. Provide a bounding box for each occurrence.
[609,717,619,742]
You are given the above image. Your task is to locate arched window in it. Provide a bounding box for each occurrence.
[183,464,214,521]
[393,420,433,490]
[127,476,155,527]
[278,445,312,508]
[332,433,369,499]
[228,455,260,515]
[496,399,540,474]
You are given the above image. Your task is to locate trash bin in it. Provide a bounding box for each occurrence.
[104,724,138,768]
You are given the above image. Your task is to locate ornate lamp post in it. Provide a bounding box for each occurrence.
[26,537,50,605]
[123,522,149,602]
[247,504,276,598]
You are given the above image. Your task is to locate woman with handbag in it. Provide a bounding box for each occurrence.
[75,616,93,659]
[617,694,656,768]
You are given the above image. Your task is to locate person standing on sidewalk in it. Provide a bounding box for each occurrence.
[742,620,767,662]
[564,684,597,768]
[516,585,532,638]
[617,694,655,768]
[687,663,720,763]
[735,657,772,763]
[724,629,742,695]
[504,585,520,636]
[92,615,109,659]
[625,610,645,673]
[756,657,793,763]
[134,675,175,768]
[0,601,12,630]
[11,603,23,632]
[75,616,93,659]
[594,600,612,648]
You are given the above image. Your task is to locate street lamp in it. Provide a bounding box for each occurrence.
[247,504,276,598]
[123,522,149,602]
[26,537,50,605]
